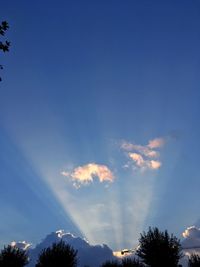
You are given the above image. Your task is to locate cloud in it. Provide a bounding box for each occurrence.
[60,171,70,177]
[147,138,165,149]
[129,153,145,168]
[12,230,116,267]
[61,163,114,187]
[182,226,200,239]
[149,160,161,169]
[121,137,165,171]
[38,231,115,267]
[128,153,161,170]
[122,143,159,158]
[182,226,200,248]
[10,241,31,250]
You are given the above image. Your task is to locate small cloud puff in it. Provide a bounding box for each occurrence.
[148,138,165,149]
[121,137,165,171]
[182,226,200,248]
[61,163,114,188]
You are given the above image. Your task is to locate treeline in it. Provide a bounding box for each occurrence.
[0,227,199,267]
[0,21,10,81]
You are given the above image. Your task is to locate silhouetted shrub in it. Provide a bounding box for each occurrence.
[101,260,121,267]
[101,258,144,267]
[136,227,182,267]
[188,254,200,267]
[0,21,10,81]
[0,245,28,267]
[35,240,77,267]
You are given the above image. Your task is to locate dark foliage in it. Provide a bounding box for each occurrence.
[0,245,28,267]
[121,258,144,267]
[101,260,121,267]
[35,240,77,267]
[136,227,182,267]
[188,254,200,267]
[101,258,144,267]
[0,21,9,36]
[0,21,10,81]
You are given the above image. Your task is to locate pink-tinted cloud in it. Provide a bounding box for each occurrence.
[128,153,161,170]
[121,137,165,171]
[147,138,165,149]
[61,163,114,187]
[129,153,145,168]
[148,160,161,169]
[121,142,159,158]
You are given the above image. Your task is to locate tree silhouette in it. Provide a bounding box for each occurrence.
[188,254,200,267]
[136,227,182,267]
[101,260,121,267]
[122,258,144,267]
[0,21,10,81]
[101,258,144,267]
[35,240,77,267]
[0,245,28,267]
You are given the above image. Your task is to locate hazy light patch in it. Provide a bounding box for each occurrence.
[29,164,114,246]
[1,128,119,247]
[121,173,156,248]
[0,203,30,247]
[14,155,116,245]
[61,163,114,188]
[4,134,160,250]
[81,203,113,244]
[1,115,116,244]
[0,131,97,244]
[39,166,123,248]
[43,174,98,244]
[121,137,165,171]
[2,117,168,250]
[105,187,124,250]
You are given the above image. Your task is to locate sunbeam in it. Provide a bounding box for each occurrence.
[1,118,170,250]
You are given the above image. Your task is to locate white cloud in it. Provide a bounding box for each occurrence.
[10,241,31,250]
[121,137,165,171]
[10,230,115,267]
[61,163,114,187]
[182,226,200,248]
[33,230,115,267]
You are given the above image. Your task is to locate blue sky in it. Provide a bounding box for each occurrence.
[0,0,200,250]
